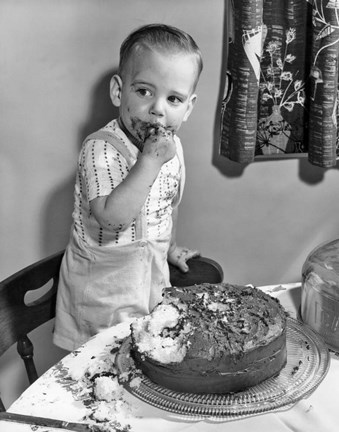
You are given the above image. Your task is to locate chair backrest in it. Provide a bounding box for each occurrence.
[0,251,222,411]
[169,256,224,287]
[0,250,64,410]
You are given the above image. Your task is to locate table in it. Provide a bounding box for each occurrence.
[1,283,338,432]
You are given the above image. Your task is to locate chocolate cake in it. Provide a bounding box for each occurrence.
[130,283,287,394]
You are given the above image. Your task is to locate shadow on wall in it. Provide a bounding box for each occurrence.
[79,69,120,141]
[211,2,339,184]
[1,70,120,410]
[42,69,119,257]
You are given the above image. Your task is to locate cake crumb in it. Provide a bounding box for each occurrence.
[305,404,313,413]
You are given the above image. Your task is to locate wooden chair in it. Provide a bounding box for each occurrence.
[168,256,224,286]
[0,251,64,411]
[0,250,223,410]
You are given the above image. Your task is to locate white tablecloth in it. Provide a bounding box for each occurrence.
[1,283,338,432]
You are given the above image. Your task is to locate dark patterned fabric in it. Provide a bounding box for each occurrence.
[220,0,339,167]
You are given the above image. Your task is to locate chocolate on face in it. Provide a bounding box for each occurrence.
[130,117,175,142]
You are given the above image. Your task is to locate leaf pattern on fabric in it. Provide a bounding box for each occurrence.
[220,0,339,167]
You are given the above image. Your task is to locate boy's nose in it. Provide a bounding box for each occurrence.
[150,99,165,118]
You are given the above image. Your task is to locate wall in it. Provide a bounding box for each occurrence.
[1,0,339,407]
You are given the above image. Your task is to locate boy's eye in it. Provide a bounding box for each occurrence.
[168,96,183,104]
[136,88,152,97]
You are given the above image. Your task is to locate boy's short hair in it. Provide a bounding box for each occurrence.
[119,24,203,89]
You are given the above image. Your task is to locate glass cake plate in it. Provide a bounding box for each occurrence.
[115,318,330,419]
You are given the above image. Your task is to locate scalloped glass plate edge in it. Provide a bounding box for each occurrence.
[116,318,330,419]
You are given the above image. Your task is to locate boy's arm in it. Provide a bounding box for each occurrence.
[90,127,175,230]
[91,155,160,230]
[168,206,200,273]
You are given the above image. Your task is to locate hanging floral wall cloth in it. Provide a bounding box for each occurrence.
[220,0,339,168]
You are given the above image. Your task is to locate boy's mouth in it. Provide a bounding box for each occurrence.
[131,118,174,142]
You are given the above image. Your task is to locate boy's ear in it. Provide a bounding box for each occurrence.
[183,94,197,122]
[110,75,123,107]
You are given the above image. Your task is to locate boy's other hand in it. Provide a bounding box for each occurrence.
[168,244,201,273]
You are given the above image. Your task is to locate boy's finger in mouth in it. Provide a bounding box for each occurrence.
[144,124,175,142]
[131,118,174,142]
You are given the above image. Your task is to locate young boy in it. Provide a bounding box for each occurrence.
[53,24,203,351]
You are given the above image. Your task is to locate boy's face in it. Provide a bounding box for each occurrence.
[110,47,198,142]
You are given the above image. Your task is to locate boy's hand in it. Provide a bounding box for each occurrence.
[168,244,201,273]
[142,125,176,166]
